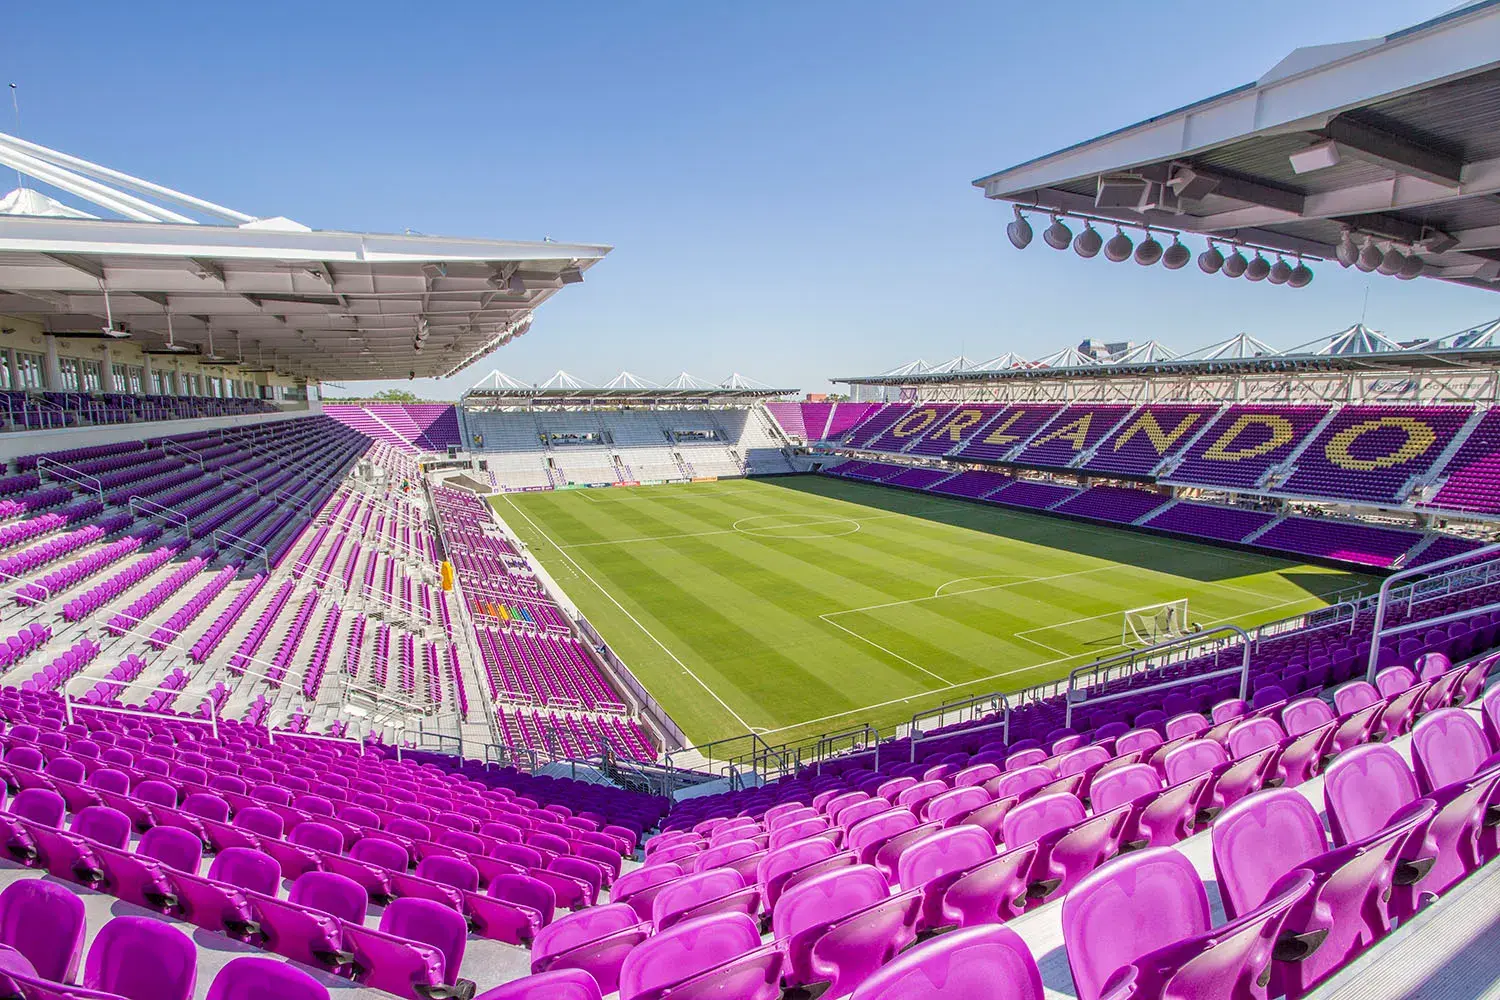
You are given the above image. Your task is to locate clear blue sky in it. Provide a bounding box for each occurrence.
[7,1,1497,398]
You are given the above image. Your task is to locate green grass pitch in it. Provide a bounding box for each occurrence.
[492,476,1372,749]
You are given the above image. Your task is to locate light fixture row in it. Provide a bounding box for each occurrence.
[1333,228,1426,280]
[1006,208,1337,288]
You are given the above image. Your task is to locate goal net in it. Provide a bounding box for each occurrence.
[1122,599,1191,646]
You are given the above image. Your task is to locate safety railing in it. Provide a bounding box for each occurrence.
[1365,542,1500,683]
[160,440,205,470]
[1064,624,1251,728]
[35,458,102,501]
[910,692,1009,762]
[129,496,191,539]
[62,677,225,736]
[212,529,270,574]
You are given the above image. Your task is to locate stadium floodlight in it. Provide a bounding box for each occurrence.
[1162,237,1191,270]
[1222,247,1248,278]
[1356,236,1382,272]
[1398,254,1425,280]
[1288,259,1314,288]
[1335,229,1359,268]
[1043,215,1073,250]
[1134,232,1163,266]
[1268,256,1292,285]
[1007,206,1034,249]
[1197,242,1225,274]
[1378,246,1407,276]
[1104,227,1134,262]
[1072,223,1103,258]
[1245,252,1271,282]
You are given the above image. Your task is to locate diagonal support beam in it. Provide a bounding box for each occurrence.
[1324,115,1464,187]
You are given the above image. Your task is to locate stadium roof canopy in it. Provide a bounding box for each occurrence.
[837,318,1500,386]
[0,132,609,382]
[974,1,1500,292]
[462,369,798,407]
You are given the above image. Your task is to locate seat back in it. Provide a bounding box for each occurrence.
[69,805,131,849]
[1324,744,1420,845]
[1061,847,1212,1000]
[651,868,746,929]
[288,871,368,924]
[1334,681,1380,715]
[895,825,994,892]
[1165,739,1230,785]
[138,824,204,873]
[847,809,917,858]
[1089,764,1160,814]
[0,879,86,982]
[469,968,603,1000]
[1412,708,1494,793]
[848,924,1042,1000]
[1376,665,1417,697]
[772,864,888,942]
[1000,792,1085,850]
[379,897,469,986]
[1211,789,1327,918]
[1280,697,1335,736]
[208,847,282,896]
[83,915,198,1000]
[617,912,771,1000]
[349,836,409,872]
[205,956,332,1000]
[11,788,64,827]
[994,765,1055,801]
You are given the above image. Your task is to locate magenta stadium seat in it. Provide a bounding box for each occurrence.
[1411,708,1500,793]
[938,843,1037,929]
[850,925,1042,1000]
[617,912,782,1000]
[650,867,759,931]
[531,903,647,994]
[475,968,604,1000]
[205,957,330,1000]
[778,866,922,997]
[83,915,198,1000]
[1063,847,1310,1000]
[0,879,86,983]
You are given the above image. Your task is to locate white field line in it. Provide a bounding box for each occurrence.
[822,566,1118,617]
[767,584,1356,739]
[559,510,959,549]
[499,495,758,734]
[818,614,951,684]
[575,487,768,504]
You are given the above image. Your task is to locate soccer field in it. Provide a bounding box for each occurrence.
[493,476,1373,748]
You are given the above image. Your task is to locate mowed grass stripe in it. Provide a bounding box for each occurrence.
[499,478,1373,746]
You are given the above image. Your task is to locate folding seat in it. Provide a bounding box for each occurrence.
[895,825,997,928]
[1333,681,1380,715]
[693,838,758,874]
[848,924,1042,1000]
[80,915,198,1000]
[1376,681,1432,741]
[988,765,1055,802]
[642,839,700,869]
[1214,788,1436,997]
[774,864,920,997]
[42,756,85,785]
[950,764,1000,789]
[1485,685,1500,749]
[1003,748,1047,771]
[1281,697,1335,736]
[1117,726,1168,754]
[207,954,332,1000]
[531,903,648,994]
[617,912,782,1000]
[770,817,833,850]
[651,867,760,930]
[895,781,947,818]
[1212,698,1248,724]
[766,803,814,829]
[1062,846,1311,1000]
[921,786,990,829]
[1002,792,1128,904]
[1324,743,1496,910]
[0,879,86,983]
[343,896,476,1000]
[1273,719,1337,787]
[1375,666,1417,697]
[1411,709,1500,794]
[836,798,889,832]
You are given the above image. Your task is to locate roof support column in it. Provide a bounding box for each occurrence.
[41,335,61,392]
[100,344,118,392]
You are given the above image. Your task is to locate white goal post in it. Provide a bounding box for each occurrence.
[1122,599,1192,646]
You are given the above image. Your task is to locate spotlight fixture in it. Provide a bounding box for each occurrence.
[1268,256,1292,285]
[1197,242,1225,274]
[1072,223,1102,258]
[1288,259,1314,288]
[1162,237,1191,270]
[1398,254,1425,280]
[1245,252,1271,282]
[1104,227,1134,263]
[1007,206,1033,249]
[1356,236,1382,272]
[1377,246,1406,276]
[1043,215,1073,250]
[1134,231,1164,266]
[1222,247,1248,278]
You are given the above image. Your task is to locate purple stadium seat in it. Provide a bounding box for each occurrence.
[849,924,1042,1000]
[0,879,86,983]
[83,916,198,1000]
[205,957,331,1000]
[617,912,782,1000]
[475,969,603,1000]
[531,903,647,994]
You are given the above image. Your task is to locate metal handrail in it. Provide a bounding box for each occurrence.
[129,496,191,539]
[36,458,103,500]
[1064,624,1251,728]
[910,692,1009,762]
[1365,542,1500,683]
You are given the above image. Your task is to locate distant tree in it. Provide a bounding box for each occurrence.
[373,389,419,403]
